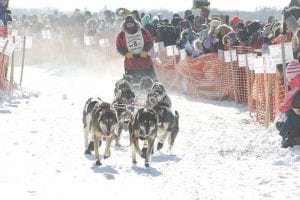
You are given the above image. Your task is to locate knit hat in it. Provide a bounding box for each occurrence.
[208,19,221,35]
[230,16,240,26]
[125,15,135,24]
[286,59,300,81]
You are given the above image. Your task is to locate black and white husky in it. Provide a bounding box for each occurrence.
[82,97,118,166]
[112,88,136,146]
[129,107,158,167]
[153,102,179,152]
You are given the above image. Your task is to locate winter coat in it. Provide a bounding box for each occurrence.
[116,22,154,71]
[279,74,300,113]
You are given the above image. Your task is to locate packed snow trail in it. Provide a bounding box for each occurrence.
[1,64,300,200]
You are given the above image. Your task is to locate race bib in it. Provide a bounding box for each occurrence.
[125,29,144,54]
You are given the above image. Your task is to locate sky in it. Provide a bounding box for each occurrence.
[1,44,300,199]
[9,0,290,12]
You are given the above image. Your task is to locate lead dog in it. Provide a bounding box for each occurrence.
[129,107,158,167]
[82,97,118,166]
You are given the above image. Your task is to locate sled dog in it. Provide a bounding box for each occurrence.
[82,97,118,166]
[146,81,172,108]
[129,107,158,167]
[153,102,179,152]
[112,88,136,146]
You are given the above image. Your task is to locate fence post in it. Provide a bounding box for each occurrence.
[275,75,280,115]
[255,75,259,122]
[264,73,271,127]
[19,36,26,87]
[9,36,15,100]
[0,40,9,90]
[281,43,287,95]
[219,62,224,103]
[245,53,252,117]
[229,47,237,103]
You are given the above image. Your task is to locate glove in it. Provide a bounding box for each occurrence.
[140,51,148,58]
[125,52,133,59]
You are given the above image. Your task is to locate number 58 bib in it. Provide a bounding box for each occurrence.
[125,29,144,54]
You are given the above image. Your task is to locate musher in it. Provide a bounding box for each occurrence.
[116,14,156,83]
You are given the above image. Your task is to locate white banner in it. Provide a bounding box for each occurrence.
[84,36,91,46]
[264,55,276,74]
[174,46,179,55]
[231,49,237,61]
[25,36,33,49]
[159,41,164,49]
[218,49,224,61]
[8,36,22,51]
[180,49,186,61]
[42,30,52,39]
[99,38,110,48]
[11,29,18,36]
[166,45,174,56]
[153,42,159,53]
[284,42,293,63]
[253,56,264,74]
[224,50,231,62]
[247,53,255,70]
[269,44,282,65]
[238,54,247,67]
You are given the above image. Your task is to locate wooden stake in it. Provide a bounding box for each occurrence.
[19,36,26,87]
[9,36,15,100]
[245,54,252,117]
[229,48,237,104]
[0,40,9,90]
[281,43,287,95]
[275,74,280,115]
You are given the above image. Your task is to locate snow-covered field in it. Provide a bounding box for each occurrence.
[1,62,300,200]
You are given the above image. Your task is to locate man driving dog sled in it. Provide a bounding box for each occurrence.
[116,14,156,83]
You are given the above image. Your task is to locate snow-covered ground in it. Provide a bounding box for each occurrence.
[1,62,300,200]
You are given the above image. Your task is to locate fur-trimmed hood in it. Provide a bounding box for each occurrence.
[121,20,142,32]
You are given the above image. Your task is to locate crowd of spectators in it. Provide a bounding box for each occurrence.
[2,1,299,61]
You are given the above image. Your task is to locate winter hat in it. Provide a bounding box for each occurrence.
[184,10,193,18]
[125,15,136,24]
[215,24,233,36]
[230,16,240,26]
[246,21,261,35]
[286,59,300,81]
[141,14,152,26]
[271,21,282,37]
[208,19,221,35]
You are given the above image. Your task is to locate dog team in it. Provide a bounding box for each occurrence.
[82,75,179,167]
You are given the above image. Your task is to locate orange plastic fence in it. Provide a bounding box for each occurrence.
[153,45,286,126]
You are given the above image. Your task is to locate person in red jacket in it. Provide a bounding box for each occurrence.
[116,15,156,82]
[278,59,300,148]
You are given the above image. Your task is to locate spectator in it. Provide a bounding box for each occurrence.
[279,60,300,148]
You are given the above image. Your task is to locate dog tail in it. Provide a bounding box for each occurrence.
[174,110,179,124]
[170,111,179,146]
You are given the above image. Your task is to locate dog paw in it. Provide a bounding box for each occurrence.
[84,149,91,155]
[87,142,95,151]
[141,148,147,159]
[157,142,164,151]
[132,160,137,165]
[95,160,102,166]
[145,163,150,167]
[104,155,110,159]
